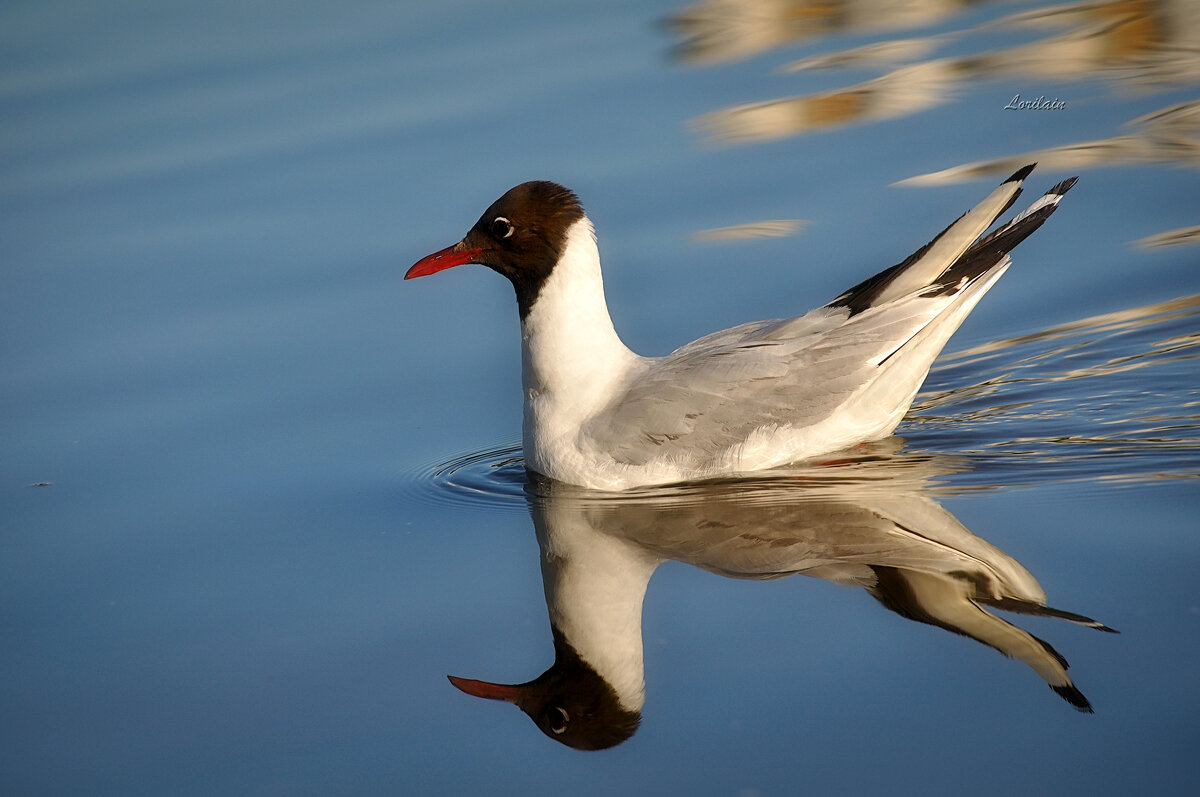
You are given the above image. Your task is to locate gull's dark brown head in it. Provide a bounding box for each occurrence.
[407,181,586,318]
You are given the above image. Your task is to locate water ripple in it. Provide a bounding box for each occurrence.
[400,443,529,513]
[910,294,1200,488]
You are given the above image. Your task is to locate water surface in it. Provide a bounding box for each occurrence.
[3,1,1199,794]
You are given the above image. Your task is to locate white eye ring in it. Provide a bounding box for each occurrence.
[493,216,514,239]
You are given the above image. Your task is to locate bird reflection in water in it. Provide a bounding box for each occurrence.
[447,441,1115,750]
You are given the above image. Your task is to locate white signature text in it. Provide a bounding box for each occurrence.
[1005,94,1067,110]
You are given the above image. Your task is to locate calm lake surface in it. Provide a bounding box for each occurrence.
[3,1,1199,794]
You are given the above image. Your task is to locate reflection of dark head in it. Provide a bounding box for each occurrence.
[448,630,641,750]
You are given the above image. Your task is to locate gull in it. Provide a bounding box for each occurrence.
[407,165,1076,491]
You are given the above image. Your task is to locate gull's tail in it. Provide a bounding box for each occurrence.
[832,165,1078,314]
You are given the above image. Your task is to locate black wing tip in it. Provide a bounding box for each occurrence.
[828,164,1071,316]
[1051,684,1095,713]
[1048,176,1080,196]
[1005,163,1037,184]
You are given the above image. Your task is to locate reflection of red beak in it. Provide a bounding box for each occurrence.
[405,242,483,279]
[447,675,526,703]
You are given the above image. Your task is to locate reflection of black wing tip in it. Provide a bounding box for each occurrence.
[979,597,1117,633]
[1051,683,1095,713]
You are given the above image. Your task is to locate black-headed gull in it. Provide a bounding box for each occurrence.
[407,166,1076,491]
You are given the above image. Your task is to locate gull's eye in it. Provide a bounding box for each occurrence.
[492,216,514,239]
[546,706,569,734]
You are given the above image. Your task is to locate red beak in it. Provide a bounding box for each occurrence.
[405,242,484,279]
[447,675,525,703]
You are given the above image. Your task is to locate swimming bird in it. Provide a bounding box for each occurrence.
[407,165,1076,491]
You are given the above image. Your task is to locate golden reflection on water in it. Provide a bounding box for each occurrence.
[671,0,1197,100]
[669,0,1199,245]
[911,293,1200,485]
[896,99,1200,187]
[690,218,809,242]
[668,0,980,65]
[932,292,1200,365]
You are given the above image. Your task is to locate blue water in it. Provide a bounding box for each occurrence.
[3,1,1199,794]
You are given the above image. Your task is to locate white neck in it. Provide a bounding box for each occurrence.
[535,499,659,711]
[520,218,641,480]
[520,217,639,405]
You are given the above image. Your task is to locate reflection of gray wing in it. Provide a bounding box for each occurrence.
[538,455,1112,712]
[584,472,1027,589]
[582,299,947,467]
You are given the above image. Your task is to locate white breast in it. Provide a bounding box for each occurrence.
[520,218,644,484]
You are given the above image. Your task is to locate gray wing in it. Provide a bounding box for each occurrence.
[581,299,946,467]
